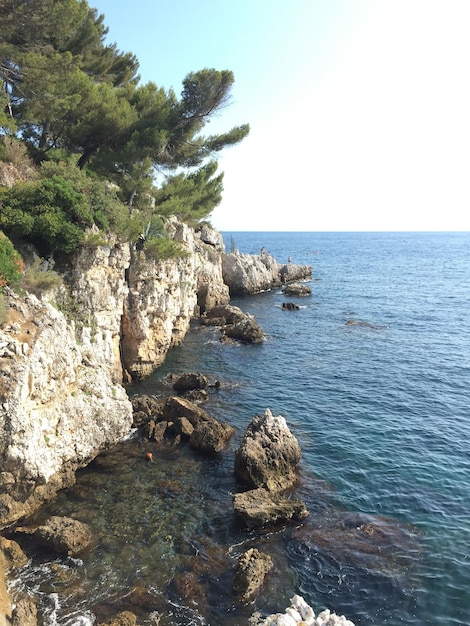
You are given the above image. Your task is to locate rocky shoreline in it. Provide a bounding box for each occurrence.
[0,222,313,625]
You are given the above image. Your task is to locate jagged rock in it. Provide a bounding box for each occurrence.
[222,252,282,295]
[0,566,11,626]
[32,516,94,556]
[278,263,312,283]
[0,287,133,529]
[172,372,209,393]
[282,282,312,296]
[282,302,300,310]
[161,396,211,425]
[98,611,137,626]
[234,409,302,491]
[223,315,264,344]
[131,395,165,428]
[233,488,308,530]
[203,304,264,344]
[147,420,168,442]
[11,598,37,626]
[170,416,194,438]
[233,547,273,602]
[198,225,225,250]
[189,418,234,453]
[0,536,29,571]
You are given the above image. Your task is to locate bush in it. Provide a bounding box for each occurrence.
[143,235,188,261]
[20,258,63,295]
[0,176,90,255]
[0,231,24,289]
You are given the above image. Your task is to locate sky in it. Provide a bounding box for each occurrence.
[90,0,470,231]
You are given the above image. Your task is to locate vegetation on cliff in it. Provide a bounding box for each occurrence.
[0,0,248,287]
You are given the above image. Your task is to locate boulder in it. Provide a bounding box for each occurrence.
[11,599,37,626]
[234,409,302,491]
[131,395,165,428]
[202,304,264,344]
[32,516,94,556]
[233,547,273,602]
[281,302,300,310]
[161,396,211,425]
[189,419,234,453]
[233,488,308,530]
[172,372,209,393]
[282,282,312,296]
[98,611,137,626]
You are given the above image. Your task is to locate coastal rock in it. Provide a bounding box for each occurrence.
[0,289,133,529]
[282,282,312,297]
[0,537,31,626]
[142,396,233,451]
[202,304,264,344]
[252,594,356,626]
[233,488,308,530]
[189,418,234,453]
[11,599,37,626]
[121,217,230,379]
[233,547,273,602]
[98,610,137,626]
[234,409,302,491]
[282,302,300,310]
[172,372,209,393]
[0,536,29,570]
[31,515,94,556]
[222,252,282,295]
[161,396,211,425]
[197,225,225,250]
[0,566,10,626]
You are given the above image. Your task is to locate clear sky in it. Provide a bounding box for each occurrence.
[91,0,470,231]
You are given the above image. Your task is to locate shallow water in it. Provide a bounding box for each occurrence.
[9,232,470,625]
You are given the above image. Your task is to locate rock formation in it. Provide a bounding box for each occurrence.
[233,547,273,603]
[0,218,310,530]
[282,282,312,297]
[222,251,311,296]
[233,488,308,530]
[234,409,302,491]
[202,303,264,343]
[233,409,309,529]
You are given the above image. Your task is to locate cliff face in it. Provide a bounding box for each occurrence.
[0,219,230,527]
[0,220,310,528]
[0,290,132,527]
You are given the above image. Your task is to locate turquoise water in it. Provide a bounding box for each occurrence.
[11,232,470,625]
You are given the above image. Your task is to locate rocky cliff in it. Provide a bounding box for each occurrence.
[0,219,311,528]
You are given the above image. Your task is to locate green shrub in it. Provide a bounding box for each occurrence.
[143,235,188,261]
[0,231,24,289]
[20,259,63,295]
[0,176,90,255]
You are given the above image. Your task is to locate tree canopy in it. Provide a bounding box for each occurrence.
[0,0,249,257]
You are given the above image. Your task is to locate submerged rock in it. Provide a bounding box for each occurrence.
[233,488,308,530]
[233,547,273,602]
[99,610,138,626]
[30,515,94,556]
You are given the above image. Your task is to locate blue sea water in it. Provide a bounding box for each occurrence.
[217,231,470,626]
[129,231,469,624]
[12,231,469,625]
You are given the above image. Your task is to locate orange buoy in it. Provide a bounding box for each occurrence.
[145,451,153,462]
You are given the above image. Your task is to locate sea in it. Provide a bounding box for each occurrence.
[8,231,470,626]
